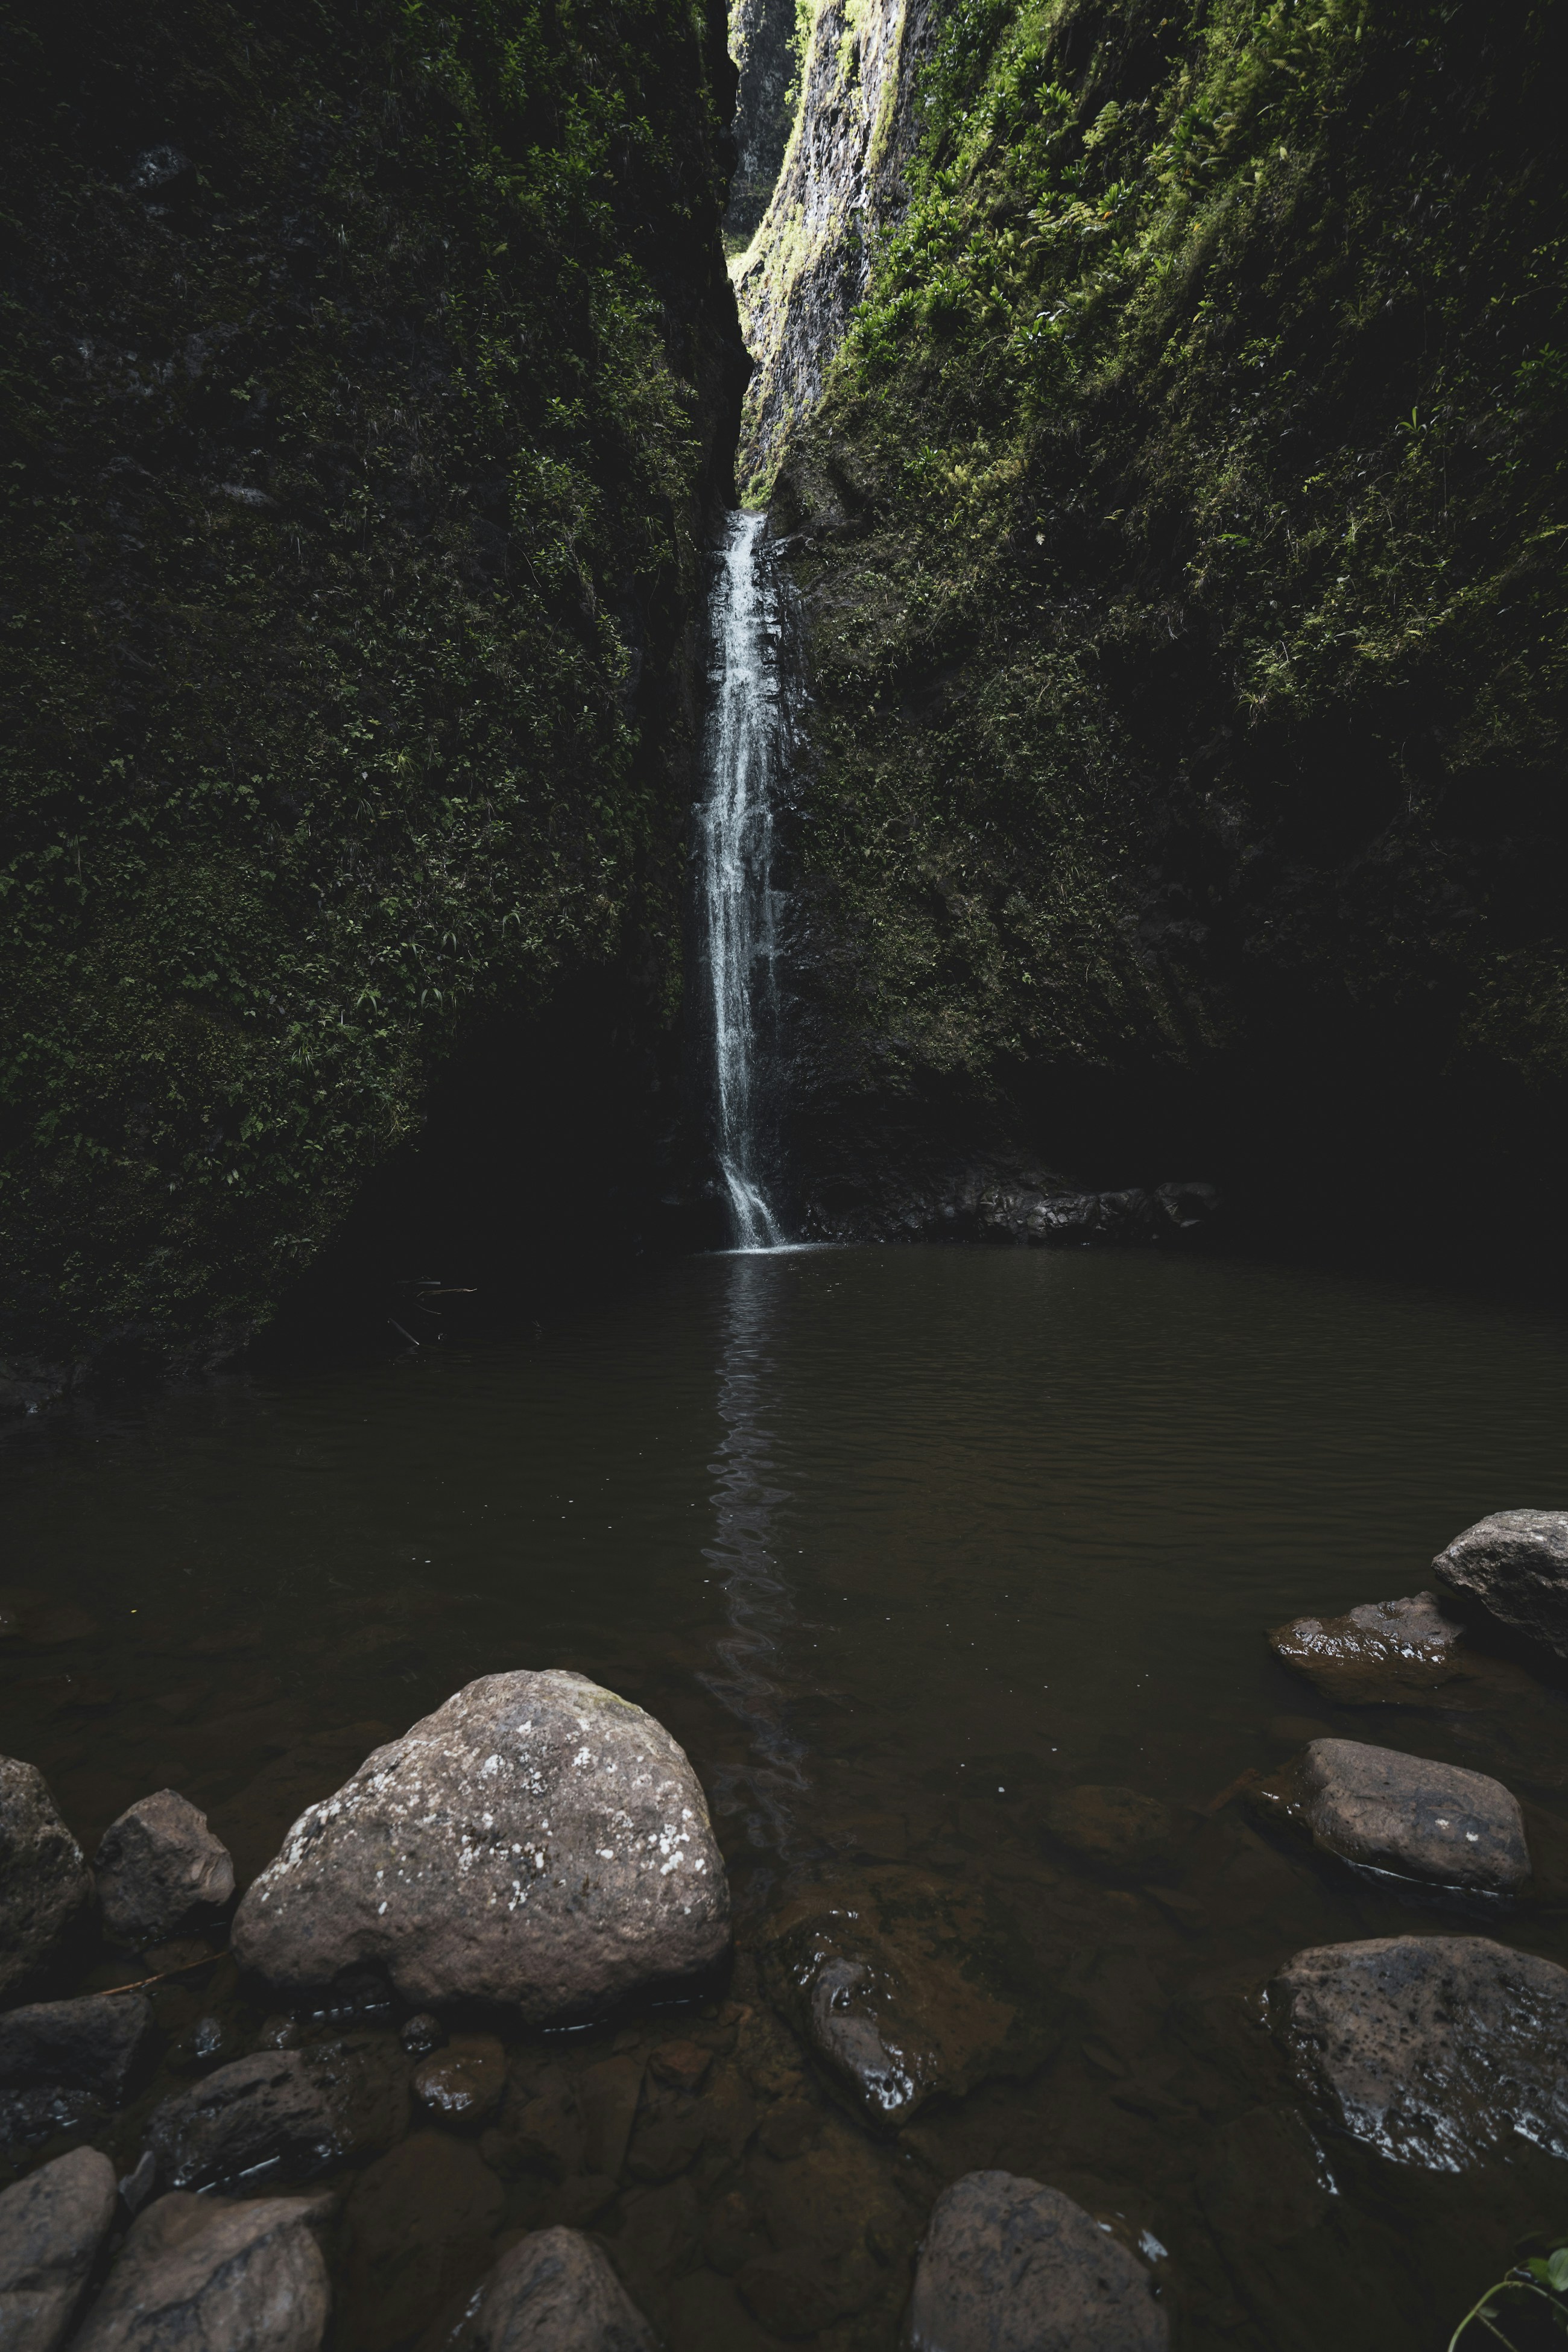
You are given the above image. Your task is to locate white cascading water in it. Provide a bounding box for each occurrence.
[701,509,787,1249]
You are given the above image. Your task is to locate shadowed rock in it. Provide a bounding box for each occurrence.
[0,2146,117,2352]
[0,1759,93,2002]
[72,2190,330,2352]
[1270,1934,1568,2169]
[435,2224,656,2350]
[0,1995,154,2104]
[231,1672,729,2021]
[1256,1739,1529,1896]
[94,1792,235,1949]
[1434,1511,1568,1666]
[908,2172,1168,2351]
[144,2038,409,2191]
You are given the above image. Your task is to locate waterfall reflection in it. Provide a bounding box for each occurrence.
[698,1254,810,1867]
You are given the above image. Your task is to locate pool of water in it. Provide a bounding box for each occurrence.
[8,1244,1568,2346]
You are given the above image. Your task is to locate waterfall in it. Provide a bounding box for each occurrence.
[701,510,788,1250]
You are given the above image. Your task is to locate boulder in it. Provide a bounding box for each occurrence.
[94,1792,235,1948]
[1256,1740,1529,1896]
[231,1672,729,2021]
[0,1759,93,2001]
[1434,1511,1568,1666]
[1045,1787,1175,1873]
[908,2172,1168,2351]
[144,2037,409,2191]
[1268,1592,1474,1705]
[436,2225,656,2350]
[760,1870,1054,2128]
[72,2190,330,2352]
[0,1995,154,2103]
[0,2145,118,2352]
[1270,1934,1568,2168]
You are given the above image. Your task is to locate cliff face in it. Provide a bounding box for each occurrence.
[0,0,746,1389]
[726,0,804,245]
[762,0,1568,1260]
[734,0,932,493]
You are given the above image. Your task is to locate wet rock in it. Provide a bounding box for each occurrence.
[650,2040,711,2091]
[1256,1739,1529,1895]
[1268,1591,1476,1704]
[144,2035,409,2190]
[1270,1933,1568,2168]
[1046,1787,1175,1873]
[760,1869,1054,2128]
[232,1672,729,2021]
[337,2134,503,2352]
[0,1994,154,2104]
[0,1758,94,2001]
[908,2171,1168,2351]
[72,2189,330,2352]
[93,1792,235,1949]
[413,2037,505,2125]
[436,2224,656,2350]
[400,2013,444,2057]
[1434,1511,1568,1666]
[0,2145,117,2352]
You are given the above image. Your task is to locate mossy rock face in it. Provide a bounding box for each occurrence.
[0,0,744,1370]
[766,0,1568,1250]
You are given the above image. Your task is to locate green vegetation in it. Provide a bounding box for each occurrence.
[1450,2234,1568,2347]
[1,0,736,1368]
[771,0,1567,1194]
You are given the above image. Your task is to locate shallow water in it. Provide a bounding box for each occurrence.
[8,1245,1568,2345]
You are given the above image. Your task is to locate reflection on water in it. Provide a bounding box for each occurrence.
[698,1255,810,1869]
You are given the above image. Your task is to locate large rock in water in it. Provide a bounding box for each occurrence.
[72,2191,330,2352]
[0,1994,155,2103]
[144,2039,410,2191]
[437,2225,656,2351]
[94,1791,235,1949]
[232,1673,729,2020]
[0,2146,118,2352]
[1434,1511,1568,1665]
[1271,1935,1568,2168]
[0,1759,93,2001]
[1257,1739,1529,1896]
[908,2172,1168,2351]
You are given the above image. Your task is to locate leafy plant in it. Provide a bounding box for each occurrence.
[1450,2240,1568,2349]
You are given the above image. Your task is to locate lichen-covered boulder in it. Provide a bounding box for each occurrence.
[94,1792,235,1949]
[0,2146,118,2352]
[1257,1739,1529,1896]
[72,2191,330,2352]
[1271,1935,1568,2169]
[0,1759,93,2002]
[232,1673,729,2021]
[1433,1511,1568,1665]
[908,2173,1168,2351]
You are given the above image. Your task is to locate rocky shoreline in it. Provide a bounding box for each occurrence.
[5,1511,1568,2347]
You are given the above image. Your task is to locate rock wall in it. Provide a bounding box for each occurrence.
[726,0,805,245]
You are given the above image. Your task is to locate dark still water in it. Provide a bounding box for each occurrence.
[8,1245,1568,2347]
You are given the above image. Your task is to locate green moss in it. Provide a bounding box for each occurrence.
[1,0,736,1359]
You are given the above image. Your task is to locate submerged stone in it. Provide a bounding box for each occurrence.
[0,1758,93,2002]
[1270,1933,1568,2169]
[72,2190,330,2352]
[1434,1511,1568,1666]
[231,1672,729,2022]
[1045,1787,1175,1873]
[435,2224,656,2350]
[93,1791,235,1949]
[908,2172,1168,2351]
[760,1869,1054,2128]
[1256,1739,1529,1896]
[413,2036,506,2125]
[0,2145,117,2352]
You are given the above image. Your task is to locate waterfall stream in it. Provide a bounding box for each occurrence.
[701,510,788,1250]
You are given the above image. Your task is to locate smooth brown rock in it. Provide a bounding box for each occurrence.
[1045,1786,1175,1872]
[232,1672,729,2021]
[0,1758,93,2002]
[1434,1511,1568,1665]
[93,1792,235,1949]
[908,2172,1168,2351]
[760,1869,1053,2128]
[1256,1739,1529,1895]
[72,2190,330,2352]
[1271,1933,1568,2169]
[1268,1592,1472,1704]
[434,2224,655,2350]
[414,2037,505,2125]
[144,2037,409,2191]
[0,2146,118,2352]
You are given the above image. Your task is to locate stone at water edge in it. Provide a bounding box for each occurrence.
[231,1671,729,2021]
[72,2190,330,2352]
[1434,1511,1568,1666]
[1269,1935,1568,2169]
[1256,1739,1529,1896]
[0,1757,94,2002]
[144,2040,410,2191]
[93,1791,235,1948]
[434,2225,656,2351]
[908,2172,1168,2352]
[1268,1592,1474,1704]
[0,1993,154,2102]
[0,2145,118,2352]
